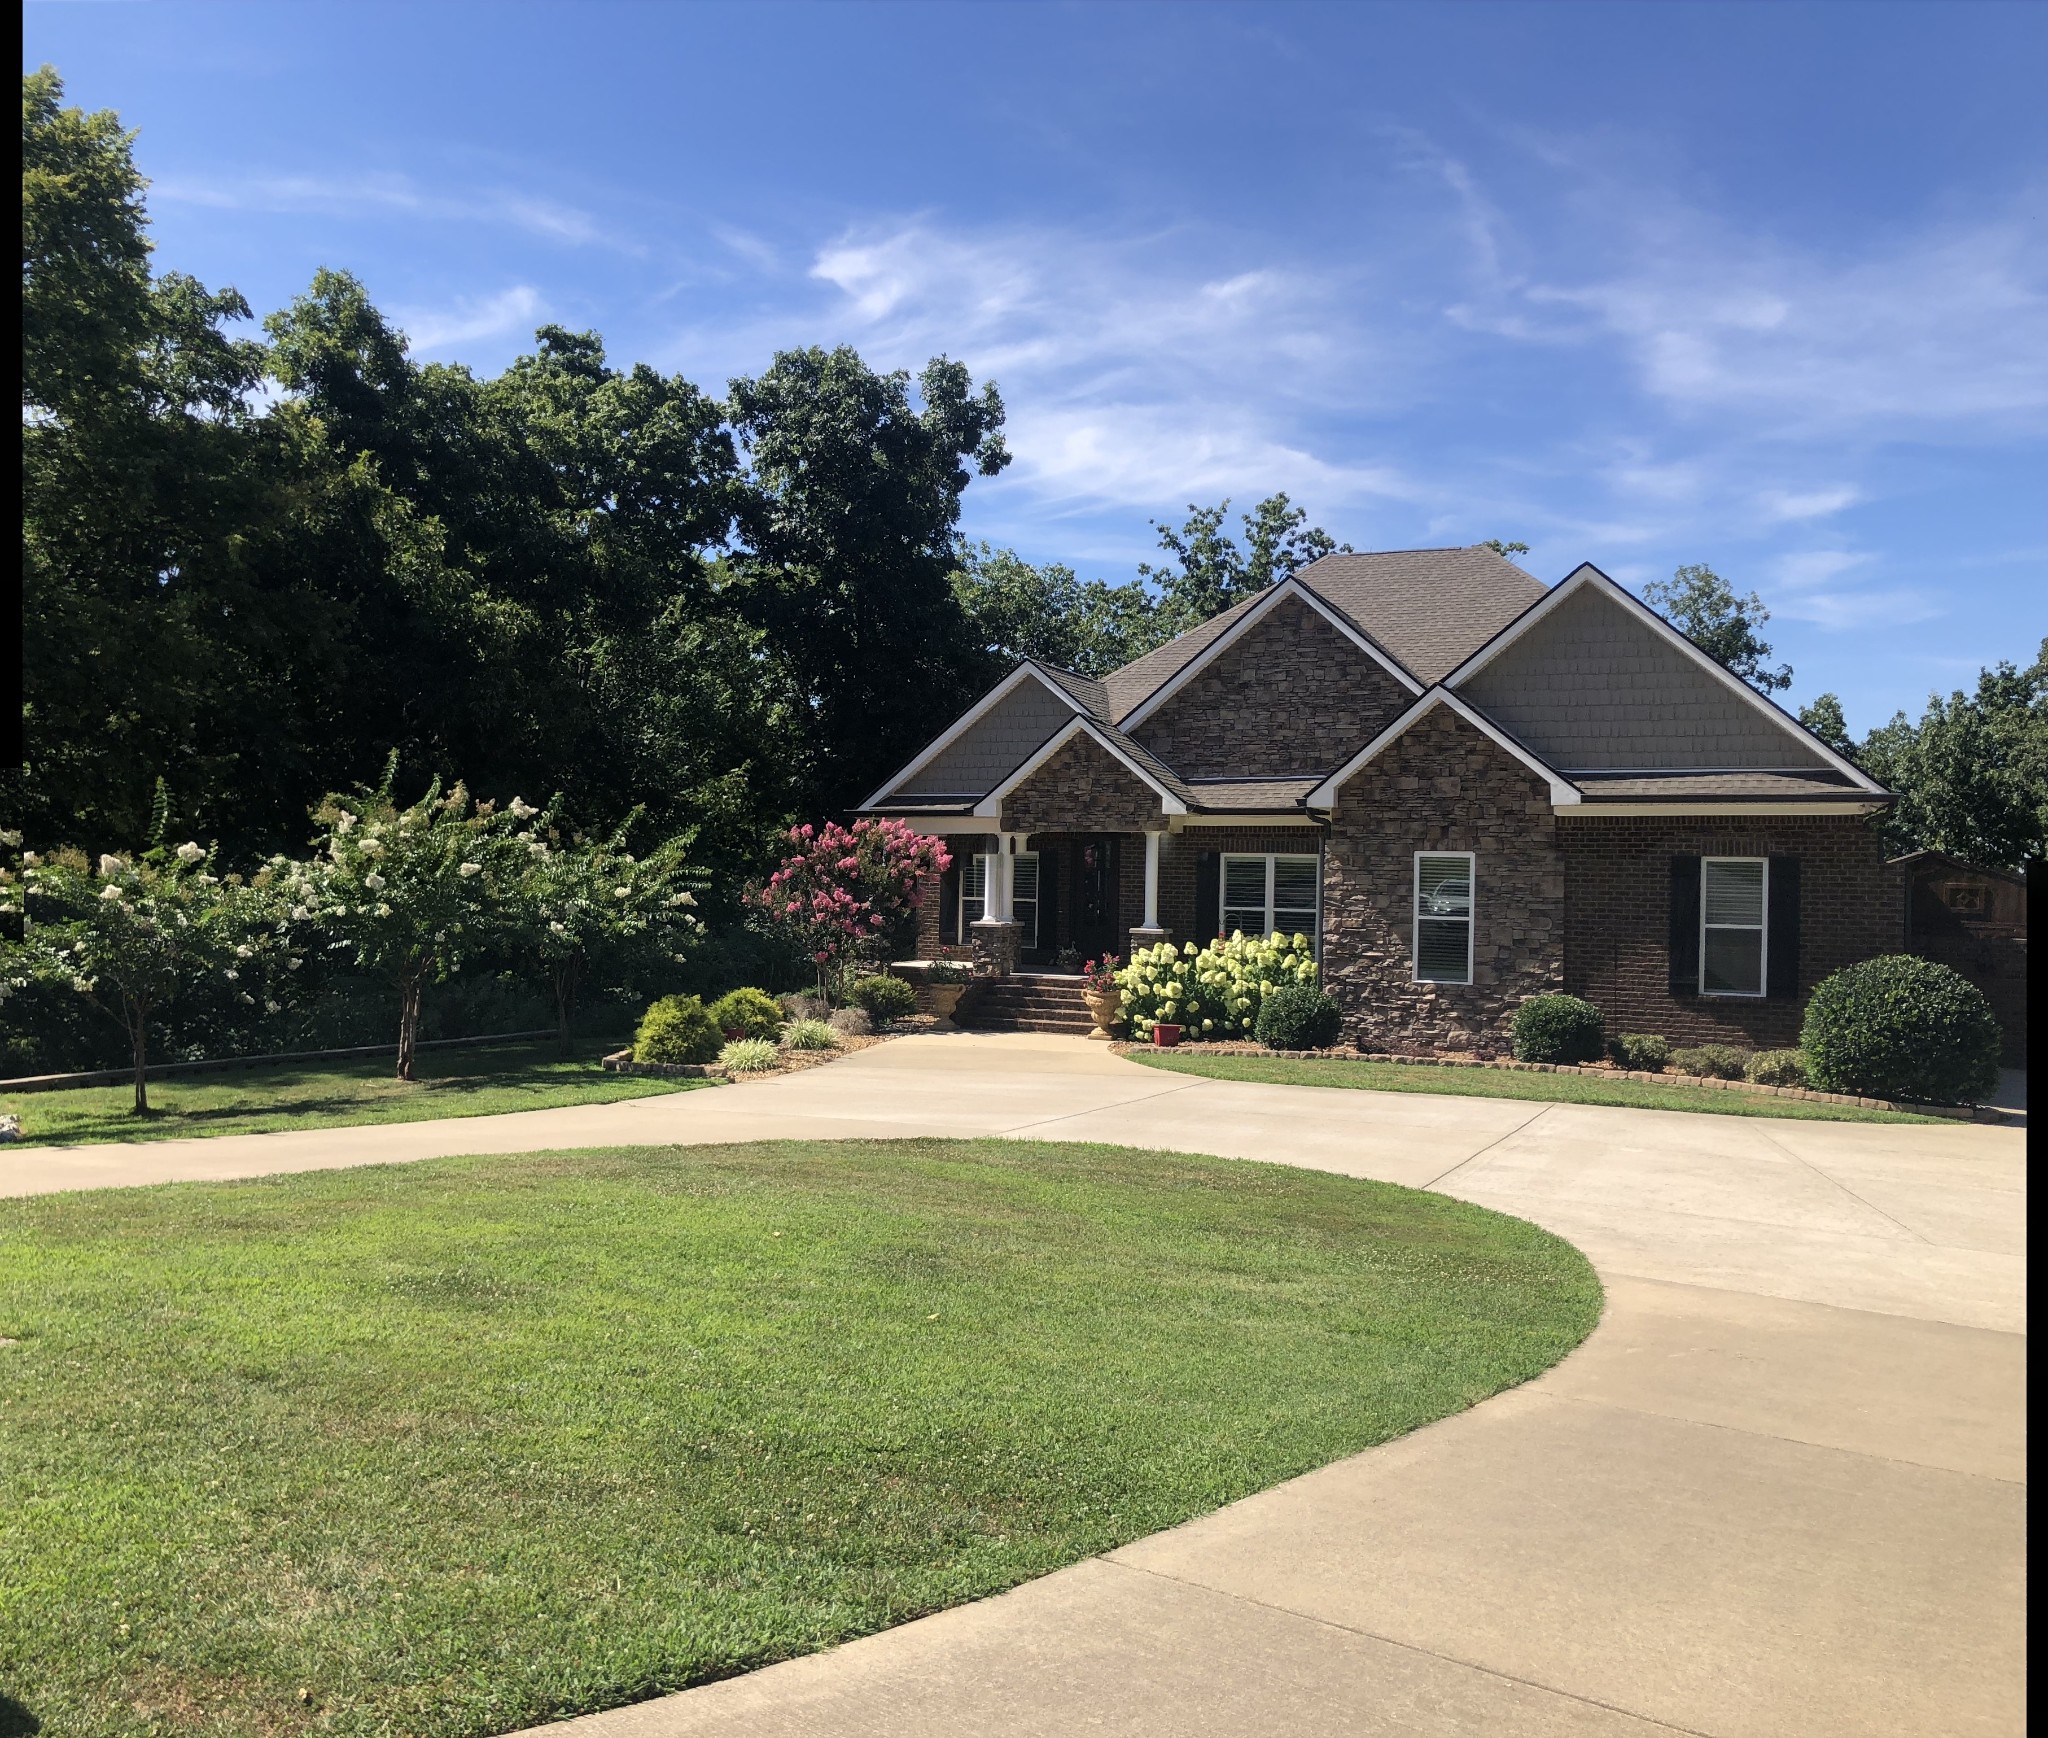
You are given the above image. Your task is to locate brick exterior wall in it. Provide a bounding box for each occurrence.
[1157,826,1327,945]
[1558,812,1902,1048]
[1131,596,1414,777]
[1321,707,1563,1056]
[1000,735,1165,834]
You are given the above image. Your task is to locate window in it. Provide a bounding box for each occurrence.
[961,851,1038,947]
[1413,853,1474,985]
[1700,858,1767,996]
[1220,853,1320,943]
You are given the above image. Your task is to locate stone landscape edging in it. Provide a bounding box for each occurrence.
[1112,1041,2009,1122]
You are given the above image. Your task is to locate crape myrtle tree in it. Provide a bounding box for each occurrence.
[752,820,951,999]
[511,803,704,1051]
[0,790,298,1113]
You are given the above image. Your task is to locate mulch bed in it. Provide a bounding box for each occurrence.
[603,1015,951,1085]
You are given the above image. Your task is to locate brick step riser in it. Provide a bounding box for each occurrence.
[968,1020,1097,1034]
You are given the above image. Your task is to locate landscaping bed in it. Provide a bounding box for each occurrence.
[1121,1043,1962,1125]
[0,1137,1599,1738]
[604,1017,944,1083]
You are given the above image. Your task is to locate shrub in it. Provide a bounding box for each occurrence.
[1801,954,2001,1104]
[779,991,828,1023]
[1255,985,1343,1050]
[1115,932,1317,1040]
[633,994,722,1066]
[718,1037,780,1074]
[1608,1033,1670,1072]
[828,1006,871,1037]
[1511,994,1604,1064]
[709,986,784,1041]
[781,1018,840,1051]
[1669,1043,1749,1080]
[850,972,918,1026]
[1746,1048,1808,1088]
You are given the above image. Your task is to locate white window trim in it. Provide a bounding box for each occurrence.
[1412,851,1476,986]
[1219,851,1322,948]
[1699,856,1769,999]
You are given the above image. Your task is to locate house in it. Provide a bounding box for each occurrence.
[1895,849,2028,1065]
[858,547,1900,1055]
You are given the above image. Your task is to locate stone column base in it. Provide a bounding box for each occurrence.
[969,919,1023,977]
[1127,925,1171,958]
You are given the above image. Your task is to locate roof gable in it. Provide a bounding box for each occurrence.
[1293,547,1549,684]
[1307,688,1580,809]
[866,665,1082,807]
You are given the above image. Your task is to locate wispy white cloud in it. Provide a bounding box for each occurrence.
[1773,548,1870,589]
[1759,485,1862,522]
[393,285,546,354]
[1777,587,1944,630]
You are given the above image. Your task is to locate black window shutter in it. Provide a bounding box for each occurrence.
[1767,856,1801,999]
[1668,856,1701,996]
[1195,851,1221,942]
[939,864,961,945]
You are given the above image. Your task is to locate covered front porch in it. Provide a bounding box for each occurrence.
[921,828,1166,973]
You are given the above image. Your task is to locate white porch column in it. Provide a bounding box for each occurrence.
[995,833,1017,922]
[1143,830,1161,929]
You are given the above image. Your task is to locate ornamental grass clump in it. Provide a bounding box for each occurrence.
[709,986,784,1041]
[634,995,723,1066]
[1511,994,1604,1064]
[1115,932,1317,1039]
[780,1018,840,1051]
[1801,955,2001,1104]
[718,1037,780,1074]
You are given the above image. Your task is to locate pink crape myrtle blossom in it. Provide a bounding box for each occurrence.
[751,819,950,996]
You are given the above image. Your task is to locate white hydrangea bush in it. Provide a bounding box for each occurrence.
[1114,930,1318,1037]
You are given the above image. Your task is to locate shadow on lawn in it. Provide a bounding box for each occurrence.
[0,1693,41,1737]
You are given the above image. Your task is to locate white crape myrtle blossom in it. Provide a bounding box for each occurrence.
[509,797,538,820]
[98,854,124,877]
[459,862,482,878]
[175,841,205,865]
[0,829,21,848]
[363,872,387,892]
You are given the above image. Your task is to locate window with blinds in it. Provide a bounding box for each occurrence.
[1700,858,1766,996]
[1413,853,1474,985]
[1220,853,1319,944]
[961,852,1039,947]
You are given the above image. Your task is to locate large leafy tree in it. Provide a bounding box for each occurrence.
[726,348,1009,811]
[950,543,1163,679]
[1138,493,1348,638]
[1643,564,1793,694]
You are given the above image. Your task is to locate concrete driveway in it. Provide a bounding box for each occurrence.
[6,1034,2027,1735]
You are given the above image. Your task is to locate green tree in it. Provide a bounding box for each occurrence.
[727,348,1010,813]
[1643,564,1793,693]
[950,543,1163,678]
[1139,493,1348,636]
[1481,539,1530,558]
[1797,693,1856,757]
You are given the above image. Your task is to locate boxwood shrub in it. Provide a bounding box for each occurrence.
[1745,1048,1808,1088]
[1608,1032,1671,1072]
[709,986,785,1041]
[634,994,723,1066]
[1801,954,2001,1103]
[1511,994,1604,1064]
[850,972,918,1027]
[1669,1043,1749,1081]
[1254,984,1343,1050]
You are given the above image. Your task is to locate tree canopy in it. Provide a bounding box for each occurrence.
[1643,564,1793,694]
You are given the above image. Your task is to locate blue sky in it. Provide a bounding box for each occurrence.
[25,1,2047,732]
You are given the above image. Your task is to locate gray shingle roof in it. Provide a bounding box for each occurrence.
[1099,591,1271,721]
[1570,771,1876,801]
[1294,548,1548,685]
[1183,777,1322,812]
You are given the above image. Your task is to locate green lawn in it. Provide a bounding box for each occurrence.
[0,1039,704,1147]
[1129,1050,1946,1124]
[0,1138,1598,1738]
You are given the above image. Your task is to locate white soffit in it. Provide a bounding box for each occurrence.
[1306,688,1581,809]
[1444,564,1887,794]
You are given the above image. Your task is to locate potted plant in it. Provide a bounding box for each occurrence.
[1081,955,1122,1041]
[1152,1020,1183,1047]
[925,954,969,1022]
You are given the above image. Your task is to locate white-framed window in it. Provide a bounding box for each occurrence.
[1413,852,1474,985]
[1220,853,1320,944]
[1700,857,1767,997]
[962,851,1038,948]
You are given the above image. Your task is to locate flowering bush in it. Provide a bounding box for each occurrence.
[753,819,949,996]
[1115,931,1318,1039]
[1082,955,1121,995]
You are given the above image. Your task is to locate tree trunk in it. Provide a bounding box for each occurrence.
[128,1007,150,1116]
[396,975,422,1081]
[553,960,577,1055]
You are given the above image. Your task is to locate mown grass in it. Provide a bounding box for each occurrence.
[0,1137,1600,1738]
[1128,1050,1946,1123]
[0,1038,704,1147]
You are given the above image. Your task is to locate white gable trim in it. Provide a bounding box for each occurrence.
[860,662,1086,810]
[1444,564,1887,793]
[1306,688,1581,809]
[973,717,1188,817]
[1118,578,1422,730]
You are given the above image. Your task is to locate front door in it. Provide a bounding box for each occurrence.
[1071,835,1120,962]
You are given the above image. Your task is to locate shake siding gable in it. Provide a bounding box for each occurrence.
[896,675,1077,799]
[1131,595,1414,778]
[1458,583,1830,771]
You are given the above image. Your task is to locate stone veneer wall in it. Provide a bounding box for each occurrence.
[1321,706,1563,1056]
[1131,596,1415,778]
[1000,735,1165,835]
[1559,812,1901,1049]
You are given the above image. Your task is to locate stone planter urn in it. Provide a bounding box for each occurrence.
[1152,1022,1184,1048]
[1082,987,1121,1042]
[929,984,965,1023]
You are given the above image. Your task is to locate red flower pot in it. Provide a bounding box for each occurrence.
[1152,1023,1183,1047]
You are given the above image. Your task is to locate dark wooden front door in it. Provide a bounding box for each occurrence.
[1071,835,1120,962]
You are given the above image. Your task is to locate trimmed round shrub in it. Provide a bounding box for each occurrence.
[709,986,785,1041]
[718,1037,780,1074]
[1668,1043,1750,1080]
[781,1018,840,1052]
[1511,994,1604,1064]
[1608,1033,1671,1072]
[1801,954,2001,1104]
[634,994,723,1066]
[1745,1048,1808,1088]
[1254,984,1343,1050]
[850,972,918,1027]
